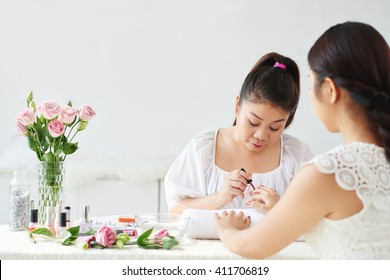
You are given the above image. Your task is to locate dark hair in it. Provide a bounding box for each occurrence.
[236,52,300,128]
[308,21,390,160]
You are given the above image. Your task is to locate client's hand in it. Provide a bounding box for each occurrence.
[215,210,251,235]
[245,186,280,213]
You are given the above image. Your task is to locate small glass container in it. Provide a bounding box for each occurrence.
[9,170,31,231]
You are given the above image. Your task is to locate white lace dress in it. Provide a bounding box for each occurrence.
[303,142,390,259]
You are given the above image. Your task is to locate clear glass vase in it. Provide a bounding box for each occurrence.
[37,161,65,225]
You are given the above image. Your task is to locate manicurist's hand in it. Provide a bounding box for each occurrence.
[245,185,280,213]
[219,169,252,204]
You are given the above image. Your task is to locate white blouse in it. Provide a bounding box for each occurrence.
[303,142,390,259]
[164,129,313,210]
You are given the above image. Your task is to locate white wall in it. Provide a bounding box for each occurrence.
[0,0,389,222]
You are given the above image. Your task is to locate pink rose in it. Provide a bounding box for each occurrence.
[79,105,96,121]
[16,118,28,135]
[16,108,35,126]
[59,106,78,124]
[39,101,60,120]
[48,119,65,137]
[95,226,116,247]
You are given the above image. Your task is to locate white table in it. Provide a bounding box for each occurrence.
[0,225,316,260]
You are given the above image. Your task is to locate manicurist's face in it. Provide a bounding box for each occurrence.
[235,99,289,152]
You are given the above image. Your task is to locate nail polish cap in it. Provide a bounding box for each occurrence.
[59,212,67,227]
[30,209,38,223]
[82,206,91,223]
[64,206,71,221]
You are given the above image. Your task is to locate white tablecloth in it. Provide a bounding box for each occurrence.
[0,225,316,260]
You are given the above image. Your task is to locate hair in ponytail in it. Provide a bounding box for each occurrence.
[308,21,390,160]
[236,52,300,128]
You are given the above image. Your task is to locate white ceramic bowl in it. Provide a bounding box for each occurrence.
[135,213,190,240]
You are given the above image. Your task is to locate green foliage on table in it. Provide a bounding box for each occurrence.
[29,226,80,245]
[136,227,179,250]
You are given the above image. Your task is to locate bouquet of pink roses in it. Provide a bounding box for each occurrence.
[16,91,95,162]
[16,91,96,224]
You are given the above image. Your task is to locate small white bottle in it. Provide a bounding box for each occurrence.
[9,170,31,231]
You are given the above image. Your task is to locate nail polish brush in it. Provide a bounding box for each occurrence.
[240,168,255,190]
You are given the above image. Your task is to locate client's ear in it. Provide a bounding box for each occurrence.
[322,77,340,104]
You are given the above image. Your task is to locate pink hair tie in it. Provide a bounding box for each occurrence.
[274,62,286,70]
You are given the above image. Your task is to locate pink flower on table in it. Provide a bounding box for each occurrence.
[151,228,170,243]
[79,105,96,121]
[59,106,78,124]
[95,225,116,247]
[48,119,65,137]
[75,235,95,249]
[16,118,28,135]
[16,108,35,126]
[39,101,61,120]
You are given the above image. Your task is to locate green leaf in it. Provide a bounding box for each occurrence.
[84,227,95,236]
[67,100,73,107]
[162,236,179,250]
[63,239,76,246]
[28,137,38,152]
[56,231,72,243]
[63,142,78,155]
[136,227,154,246]
[91,243,105,249]
[67,226,80,236]
[138,243,162,250]
[30,227,55,237]
[37,124,48,142]
[42,152,55,162]
[61,226,81,245]
[54,149,63,157]
[45,136,52,145]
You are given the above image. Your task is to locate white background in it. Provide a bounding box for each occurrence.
[0,0,389,222]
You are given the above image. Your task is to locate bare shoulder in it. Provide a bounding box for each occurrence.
[279,164,336,216]
[286,163,363,219]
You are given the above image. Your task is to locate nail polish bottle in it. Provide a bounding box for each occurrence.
[79,206,93,234]
[28,209,39,231]
[64,206,72,227]
[56,212,68,236]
